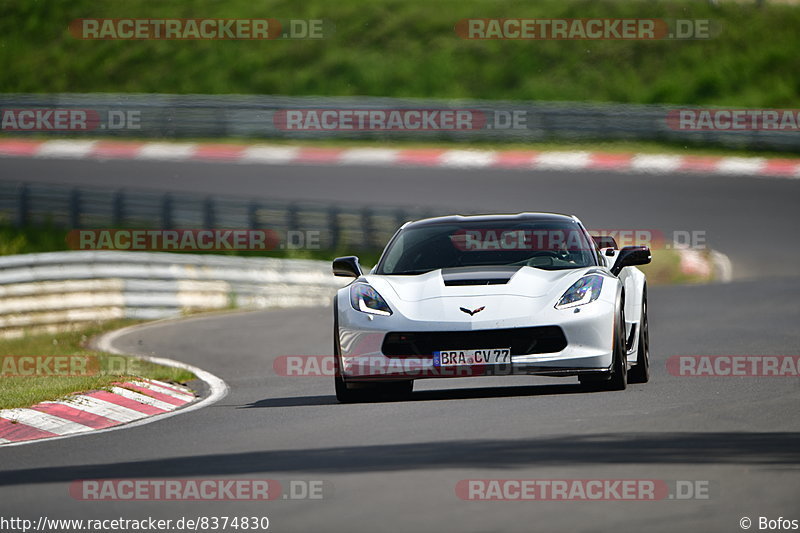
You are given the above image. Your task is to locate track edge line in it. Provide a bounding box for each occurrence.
[0,321,229,448]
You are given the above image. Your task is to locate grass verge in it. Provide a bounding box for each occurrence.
[2,0,798,107]
[0,319,196,410]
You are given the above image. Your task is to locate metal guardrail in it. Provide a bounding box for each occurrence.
[0,93,796,152]
[0,178,412,338]
[0,251,348,338]
[0,181,433,252]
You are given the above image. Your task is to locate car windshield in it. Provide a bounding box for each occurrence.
[376,219,597,275]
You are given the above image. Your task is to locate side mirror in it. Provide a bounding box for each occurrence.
[611,246,651,276]
[333,256,363,278]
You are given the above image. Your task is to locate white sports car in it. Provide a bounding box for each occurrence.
[332,213,651,402]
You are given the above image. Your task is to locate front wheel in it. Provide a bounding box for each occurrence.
[333,301,366,403]
[578,304,627,391]
[333,312,374,403]
[628,294,650,384]
[335,377,413,403]
[334,301,414,402]
[335,374,367,403]
[605,303,628,390]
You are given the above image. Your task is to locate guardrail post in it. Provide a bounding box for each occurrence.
[361,208,374,250]
[328,206,340,250]
[69,189,81,228]
[15,184,30,227]
[248,201,259,229]
[112,190,125,226]
[161,194,173,228]
[203,196,215,228]
[394,209,406,233]
[287,203,299,234]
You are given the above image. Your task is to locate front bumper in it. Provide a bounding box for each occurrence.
[336,289,616,382]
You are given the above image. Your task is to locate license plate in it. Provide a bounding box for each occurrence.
[433,348,511,367]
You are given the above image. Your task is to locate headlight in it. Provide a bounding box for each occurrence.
[555,275,604,309]
[350,283,392,316]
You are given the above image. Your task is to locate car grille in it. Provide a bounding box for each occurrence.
[382,326,567,357]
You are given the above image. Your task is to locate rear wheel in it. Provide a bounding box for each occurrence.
[628,293,650,384]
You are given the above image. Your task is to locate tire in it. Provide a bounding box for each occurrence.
[579,300,627,391]
[334,372,370,403]
[333,301,368,403]
[627,292,650,384]
[381,380,413,398]
[333,348,375,403]
[333,298,355,402]
[605,302,628,391]
[333,299,414,403]
[578,373,609,387]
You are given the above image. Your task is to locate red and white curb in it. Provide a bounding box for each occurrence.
[0,379,195,445]
[1,139,798,178]
[0,319,229,447]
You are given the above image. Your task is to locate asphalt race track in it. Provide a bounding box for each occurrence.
[1,158,799,532]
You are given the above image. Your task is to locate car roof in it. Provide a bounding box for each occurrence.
[403,212,580,229]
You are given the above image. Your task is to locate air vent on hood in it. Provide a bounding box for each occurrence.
[445,278,509,286]
[441,265,521,287]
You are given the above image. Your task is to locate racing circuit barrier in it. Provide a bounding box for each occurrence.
[0,93,797,152]
[0,180,426,339]
[0,250,349,339]
[0,180,433,252]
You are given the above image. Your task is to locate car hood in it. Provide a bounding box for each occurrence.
[365,265,590,303]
